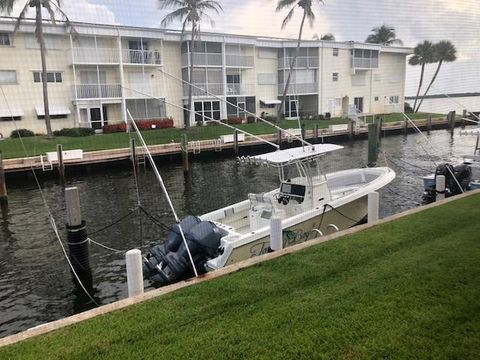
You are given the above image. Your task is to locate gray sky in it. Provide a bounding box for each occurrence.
[5,0,480,97]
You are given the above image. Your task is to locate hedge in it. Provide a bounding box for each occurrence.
[103,118,174,133]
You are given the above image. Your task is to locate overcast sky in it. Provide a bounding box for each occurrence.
[4,0,480,97]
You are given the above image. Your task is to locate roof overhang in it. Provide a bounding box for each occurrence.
[260,99,281,105]
[0,108,23,117]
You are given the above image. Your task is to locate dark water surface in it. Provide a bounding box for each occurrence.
[0,128,476,337]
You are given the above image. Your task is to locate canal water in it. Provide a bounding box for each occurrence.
[0,128,477,337]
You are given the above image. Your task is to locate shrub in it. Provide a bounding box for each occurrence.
[325,112,331,120]
[264,115,277,123]
[247,116,256,124]
[10,129,34,138]
[102,118,174,133]
[53,128,95,137]
[404,102,414,113]
[103,123,127,134]
[227,117,243,125]
[319,114,325,120]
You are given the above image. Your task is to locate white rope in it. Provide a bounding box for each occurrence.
[88,237,126,253]
[121,85,279,149]
[158,68,312,147]
[430,85,480,122]
[126,110,199,277]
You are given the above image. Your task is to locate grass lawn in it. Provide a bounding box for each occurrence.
[0,112,443,159]
[1,193,479,359]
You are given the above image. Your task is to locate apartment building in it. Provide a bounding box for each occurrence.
[0,18,412,135]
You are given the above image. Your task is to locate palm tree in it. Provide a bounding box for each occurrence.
[276,0,324,120]
[159,0,223,129]
[312,33,334,40]
[408,40,435,112]
[365,24,403,46]
[0,0,75,138]
[415,40,456,112]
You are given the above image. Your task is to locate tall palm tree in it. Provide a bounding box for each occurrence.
[159,0,223,129]
[276,0,324,120]
[0,0,75,138]
[415,40,457,112]
[312,33,334,40]
[408,40,435,112]
[365,24,403,46]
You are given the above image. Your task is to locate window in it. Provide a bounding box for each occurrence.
[0,70,17,84]
[389,96,400,104]
[226,74,240,84]
[33,72,62,83]
[333,48,339,56]
[0,33,10,46]
[332,72,339,82]
[257,73,276,85]
[194,100,221,122]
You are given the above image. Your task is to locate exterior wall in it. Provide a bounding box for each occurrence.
[254,47,279,118]
[162,40,184,126]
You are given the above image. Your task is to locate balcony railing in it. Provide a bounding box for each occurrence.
[123,49,162,65]
[72,47,119,64]
[278,82,318,94]
[73,84,122,99]
[225,55,254,67]
[124,85,163,98]
[278,56,319,69]
[183,83,224,97]
[181,52,223,67]
[352,57,379,69]
[226,83,255,96]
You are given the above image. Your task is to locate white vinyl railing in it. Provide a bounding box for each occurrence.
[278,82,318,94]
[122,49,162,65]
[226,83,255,96]
[124,85,163,98]
[73,84,122,99]
[352,57,379,69]
[183,83,223,97]
[225,55,254,67]
[278,56,319,69]
[181,52,223,67]
[72,47,119,64]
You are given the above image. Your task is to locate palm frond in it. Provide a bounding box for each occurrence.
[276,0,297,12]
[281,7,295,29]
[43,1,57,25]
[13,1,30,33]
[161,7,189,27]
[158,0,186,10]
[0,0,16,14]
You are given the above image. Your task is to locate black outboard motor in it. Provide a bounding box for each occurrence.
[143,216,222,286]
[424,162,472,202]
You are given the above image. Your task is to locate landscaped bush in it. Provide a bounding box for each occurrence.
[264,115,277,123]
[325,112,331,119]
[53,128,95,137]
[10,129,34,138]
[404,102,414,113]
[227,117,243,125]
[319,114,325,120]
[102,118,174,133]
[247,116,256,123]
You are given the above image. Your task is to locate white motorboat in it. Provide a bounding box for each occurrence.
[143,144,396,285]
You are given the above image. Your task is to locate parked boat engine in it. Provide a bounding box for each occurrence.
[423,162,472,201]
[143,215,223,286]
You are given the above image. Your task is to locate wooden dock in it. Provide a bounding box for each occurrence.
[2,117,455,175]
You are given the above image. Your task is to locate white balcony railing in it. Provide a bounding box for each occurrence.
[278,56,319,69]
[181,52,223,67]
[124,85,163,98]
[73,84,122,99]
[278,82,318,94]
[225,55,254,67]
[352,57,379,69]
[226,83,255,96]
[183,83,223,97]
[122,49,162,65]
[72,47,119,64]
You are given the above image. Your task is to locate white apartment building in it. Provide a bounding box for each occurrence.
[0,18,412,135]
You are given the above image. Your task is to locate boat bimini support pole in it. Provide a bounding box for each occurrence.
[126,110,198,277]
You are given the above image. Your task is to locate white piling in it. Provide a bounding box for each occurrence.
[126,249,144,297]
[269,216,283,251]
[436,175,446,201]
[368,191,379,223]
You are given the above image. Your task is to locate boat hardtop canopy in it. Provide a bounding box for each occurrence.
[243,144,343,166]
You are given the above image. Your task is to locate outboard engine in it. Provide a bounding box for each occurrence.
[423,162,471,202]
[143,216,222,286]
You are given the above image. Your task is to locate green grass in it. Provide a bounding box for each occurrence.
[0,112,443,159]
[1,194,479,359]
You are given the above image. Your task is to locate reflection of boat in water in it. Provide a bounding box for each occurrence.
[143,144,396,286]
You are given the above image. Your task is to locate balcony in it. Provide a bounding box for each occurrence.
[183,83,223,97]
[225,55,254,67]
[181,52,223,67]
[124,85,163,99]
[278,56,319,69]
[226,83,255,96]
[72,47,119,64]
[278,82,318,95]
[73,84,122,99]
[352,57,379,69]
[122,49,162,65]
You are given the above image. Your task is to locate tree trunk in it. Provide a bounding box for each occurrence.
[36,4,53,138]
[186,22,196,129]
[412,62,425,113]
[416,60,443,113]
[278,11,307,121]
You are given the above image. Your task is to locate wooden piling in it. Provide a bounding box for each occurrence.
[448,111,456,135]
[462,109,467,128]
[368,123,379,167]
[314,124,318,140]
[0,153,8,212]
[300,124,306,141]
[348,120,354,141]
[56,144,65,184]
[233,130,239,155]
[403,119,408,135]
[427,114,432,134]
[377,117,383,143]
[277,129,282,150]
[181,132,189,174]
[130,138,137,169]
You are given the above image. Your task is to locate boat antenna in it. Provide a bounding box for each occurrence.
[158,68,313,148]
[126,110,199,277]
